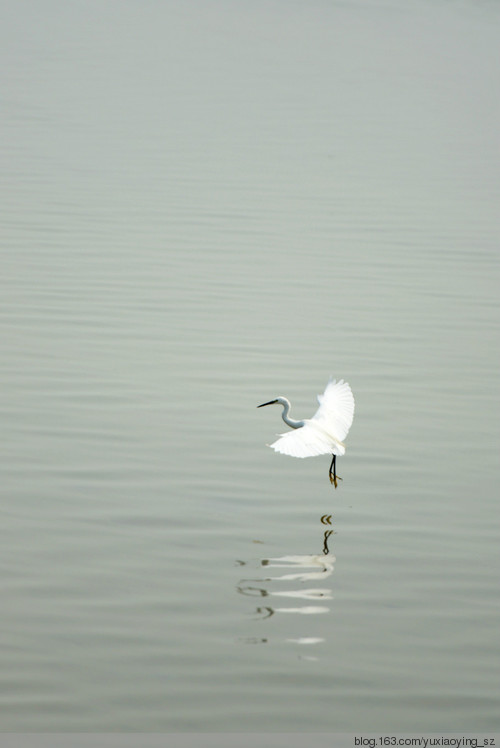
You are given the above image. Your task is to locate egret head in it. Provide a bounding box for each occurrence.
[257,396,302,429]
[257,397,289,408]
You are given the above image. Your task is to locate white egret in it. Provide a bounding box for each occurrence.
[258,378,355,487]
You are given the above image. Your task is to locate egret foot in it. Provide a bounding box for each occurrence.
[329,473,343,488]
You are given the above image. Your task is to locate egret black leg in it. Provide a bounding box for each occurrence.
[328,454,342,488]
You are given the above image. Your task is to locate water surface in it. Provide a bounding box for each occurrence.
[1,0,499,732]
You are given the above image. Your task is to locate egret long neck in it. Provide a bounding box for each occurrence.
[280,399,304,429]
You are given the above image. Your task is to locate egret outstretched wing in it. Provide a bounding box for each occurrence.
[311,378,354,442]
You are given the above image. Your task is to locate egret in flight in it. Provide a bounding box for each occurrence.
[258,378,355,487]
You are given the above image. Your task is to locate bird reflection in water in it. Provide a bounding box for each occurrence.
[236,514,337,654]
[320,513,334,555]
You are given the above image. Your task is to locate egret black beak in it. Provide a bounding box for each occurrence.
[257,399,278,408]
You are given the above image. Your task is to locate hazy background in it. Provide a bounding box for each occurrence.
[1,0,499,732]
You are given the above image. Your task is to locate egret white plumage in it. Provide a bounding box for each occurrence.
[258,378,355,487]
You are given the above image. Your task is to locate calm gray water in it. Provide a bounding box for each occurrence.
[1,0,499,733]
